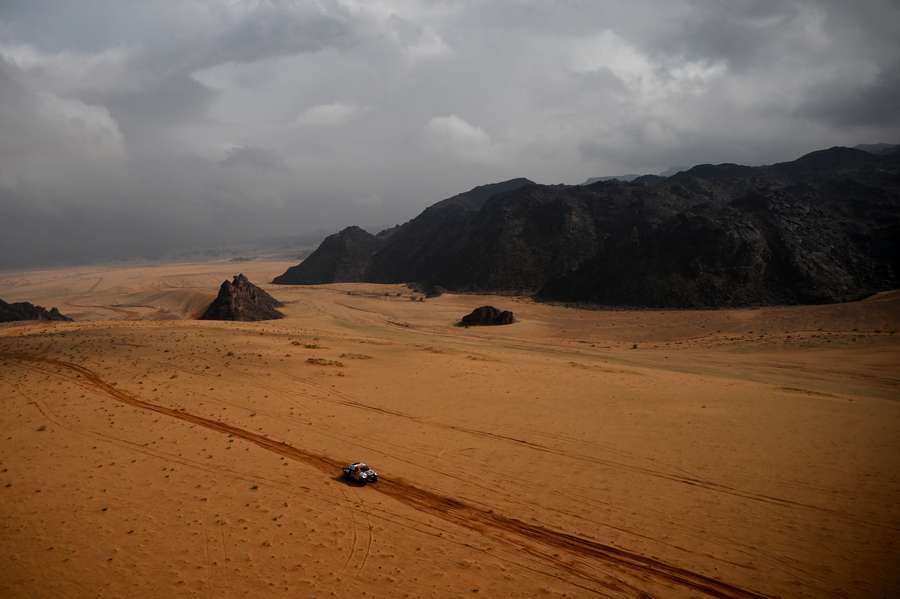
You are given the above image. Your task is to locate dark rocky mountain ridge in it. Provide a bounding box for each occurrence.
[272,225,384,285]
[0,299,72,322]
[854,143,899,156]
[200,274,284,321]
[274,146,900,308]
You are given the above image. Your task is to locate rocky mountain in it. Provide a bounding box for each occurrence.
[274,146,900,307]
[582,165,689,185]
[582,174,641,185]
[272,226,385,285]
[200,274,284,321]
[0,299,72,322]
[854,143,899,156]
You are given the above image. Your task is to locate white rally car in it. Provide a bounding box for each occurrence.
[342,462,378,484]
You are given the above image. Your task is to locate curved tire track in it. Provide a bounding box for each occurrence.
[1,352,771,599]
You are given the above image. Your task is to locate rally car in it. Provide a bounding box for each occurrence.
[342,462,378,484]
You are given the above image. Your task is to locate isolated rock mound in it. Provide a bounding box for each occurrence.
[460,306,515,326]
[200,274,284,321]
[273,226,383,284]
[0,299,73,322]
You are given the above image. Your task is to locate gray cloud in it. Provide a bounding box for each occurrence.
[800,64,900,127]
[220,145,289,171]
[0,0,898,268]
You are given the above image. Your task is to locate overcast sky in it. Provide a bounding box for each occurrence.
[1,0,899,267]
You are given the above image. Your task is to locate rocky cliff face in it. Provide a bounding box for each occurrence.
[274,147,900,307]
[0,299,72,322]
[199,274,284,321]
[272,226,384,285]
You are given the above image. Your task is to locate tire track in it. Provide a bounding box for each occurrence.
[279,368,890,530]
[1,352,771,599]
[337,484,361,572]
[7,380,302,494]
[65,302,140,319]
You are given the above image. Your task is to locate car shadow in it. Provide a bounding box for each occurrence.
[332,474,377,487]
[333,474,362,486]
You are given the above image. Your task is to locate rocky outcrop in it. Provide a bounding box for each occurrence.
[274,147,900,307]
[0,299,72,322]
[272,180,533,286]
[406,282,445,298]
[363,179,534,285]
[460,306,515,326]
[199,274,284,321]
[273,226,383,284]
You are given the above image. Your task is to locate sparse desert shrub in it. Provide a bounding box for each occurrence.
[306,358,344,367]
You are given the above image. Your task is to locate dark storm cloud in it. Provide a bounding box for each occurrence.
[220,146,288,171]
[651,1,805,70]
[102,74,217,134]
[196,5,354,68]
[800,64,900,127]
[0,0,898,268]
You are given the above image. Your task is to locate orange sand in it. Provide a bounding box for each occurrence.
[1,260,898,598]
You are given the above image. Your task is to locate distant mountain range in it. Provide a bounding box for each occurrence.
[274,146,900,308]
[580,144,896,185]
[853,143,899,156]
[582,166,686,185]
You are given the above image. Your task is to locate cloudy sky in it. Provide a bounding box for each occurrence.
[1,0,898,267]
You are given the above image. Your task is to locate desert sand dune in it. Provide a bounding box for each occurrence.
[1,261,898,598]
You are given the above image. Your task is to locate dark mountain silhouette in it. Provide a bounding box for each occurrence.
[854,143,899,156]
[581,165,687,185]
[272,226,384,285]
[200,274,284,321]
[274,146,900,307]
[0,299,72,322]
[582,174,641,185]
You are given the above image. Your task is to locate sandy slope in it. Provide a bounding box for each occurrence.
[1,261,898,598]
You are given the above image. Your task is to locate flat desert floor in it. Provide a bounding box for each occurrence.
[1,260,899,598]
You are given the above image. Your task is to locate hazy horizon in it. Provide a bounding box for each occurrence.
[2,0,899,268]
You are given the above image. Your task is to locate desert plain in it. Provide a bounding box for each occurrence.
[0,259,898,598]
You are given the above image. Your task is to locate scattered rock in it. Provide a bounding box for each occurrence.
[460,306,515,326]
[306,358,344,367]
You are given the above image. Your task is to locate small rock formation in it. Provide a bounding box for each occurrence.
[460,306,515,326]
[199,274,284,321]
[0,299,73,322]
